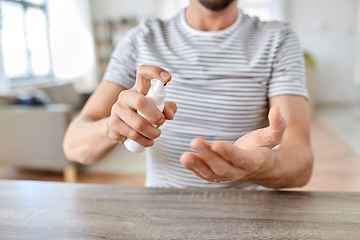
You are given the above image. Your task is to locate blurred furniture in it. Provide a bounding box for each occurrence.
[1,180,359,239]
[0,104,77,182]
[93,17,138,81]
[304,51,315,116]
[305,63,315,115]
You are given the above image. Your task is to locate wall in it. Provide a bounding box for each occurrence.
[89,0,189,21]
[355,0,360,85]
[284,0,359,106]
[89,0,157,21]
[0,30,5,93]
[153,0,190,20]
[239,0,285,21]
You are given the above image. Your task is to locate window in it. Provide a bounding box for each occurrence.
[238,0,285,22]
[0,0,53,87]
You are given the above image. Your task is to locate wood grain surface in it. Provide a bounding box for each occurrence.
[0,180,359,240]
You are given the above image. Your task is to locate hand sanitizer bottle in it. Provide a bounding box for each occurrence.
[124,80,167,153]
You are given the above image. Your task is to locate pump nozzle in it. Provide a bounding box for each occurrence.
[153,80,167,94]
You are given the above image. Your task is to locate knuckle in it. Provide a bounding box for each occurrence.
[133,95,147,110]
[154,114,165,125]
[108,117,116,128]
[118,90,130,101]
[260,130,271,142]
[137,64,146,73]
[148,129,160,140]
[216,169,229,177]
[133,119,147,132]
[118,91,125,100]
[110,103,118,115]
[128,130,141,141]
[194,173,202,178]
[153,129,161,139]
[211,142,221,151]
[143,140,154,147]
[108,116,120,131]
[230,175,241,181]
[238,158,246,166]
[192,171,201,178]
[232,158,244,168]
[202,172,213,179]
[109,130,123,142]
[114,135,124,142]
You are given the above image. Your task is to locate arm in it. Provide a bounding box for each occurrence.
[63,66,177,165]
[180,95,313,189]
[63,80,123,165]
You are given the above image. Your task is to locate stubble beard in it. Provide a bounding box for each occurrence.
[198,0,236,11]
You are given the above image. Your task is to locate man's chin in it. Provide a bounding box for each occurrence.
[198,0,235,11]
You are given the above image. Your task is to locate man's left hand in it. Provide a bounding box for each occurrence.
[180,106,287,183]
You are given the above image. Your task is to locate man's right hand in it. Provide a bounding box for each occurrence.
[107,65,177,147]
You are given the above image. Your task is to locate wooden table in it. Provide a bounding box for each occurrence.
[0,180,359,239]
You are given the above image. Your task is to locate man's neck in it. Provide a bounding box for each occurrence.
[185,0,238,32]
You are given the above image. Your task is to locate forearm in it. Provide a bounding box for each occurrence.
[246,145,314,189]
[63,116,119,165]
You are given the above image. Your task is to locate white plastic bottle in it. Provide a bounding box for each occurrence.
[124,80,167,153]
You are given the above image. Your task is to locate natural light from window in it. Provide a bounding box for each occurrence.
[239,0,284,22]
[1,2,28,78]
[26,0,46,5]
[26,7,51,76]
[1,0,51,81]
[48,0,95,81]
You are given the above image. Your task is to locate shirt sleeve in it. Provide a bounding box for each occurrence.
[268,25,309,99]
[102,26,140,89]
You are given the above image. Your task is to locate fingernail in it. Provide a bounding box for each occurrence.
[158,118,165,126]
[160,72,170,81]
[169,108,174,118]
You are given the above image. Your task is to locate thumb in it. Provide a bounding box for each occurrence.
[163,101,177,120]
[263,106,287,148]
[233,106,287,149]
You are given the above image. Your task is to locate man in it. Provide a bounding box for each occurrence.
[63,0,313,189]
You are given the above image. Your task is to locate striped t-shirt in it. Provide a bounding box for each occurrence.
[103,9,308,189]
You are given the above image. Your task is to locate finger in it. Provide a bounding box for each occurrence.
[133,65,171,95]
[191,138,243,180]
[269,106,287,133]
[192,169,204,179]
[234,106,288,149]
[263,106,287,148]
[163,102,177,120]
[210,141,252,170]
[180,152,219,182]
[108,117,154,147]
[119,90,165,126]
[108,127,126,143]
[117,106,161,140]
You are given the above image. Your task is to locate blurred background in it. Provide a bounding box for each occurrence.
[0,0,360,191]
